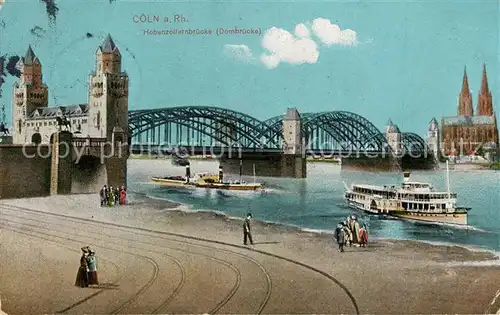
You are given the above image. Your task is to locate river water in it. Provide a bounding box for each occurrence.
[129,159,500,252]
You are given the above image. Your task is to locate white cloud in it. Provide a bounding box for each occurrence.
[224,18,360,69]
[223,44,254,62]
[294,23,310,38]
[260,27,319,69]
[311,18,358,46]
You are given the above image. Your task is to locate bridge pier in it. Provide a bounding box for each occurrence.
[218,153,306,178]
[341,153,438,172]
[50,131,73,195]
[341,154,398,172]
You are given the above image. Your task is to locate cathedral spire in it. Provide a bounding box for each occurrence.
[477,63,493,116]
[480,63,489,93]
[458,66,473,116]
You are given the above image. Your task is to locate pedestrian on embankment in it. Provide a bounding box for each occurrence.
[243,213,254,245]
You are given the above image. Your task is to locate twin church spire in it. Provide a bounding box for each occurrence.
[458,64,493,117]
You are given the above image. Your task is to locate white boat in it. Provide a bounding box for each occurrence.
[344,161,471,225]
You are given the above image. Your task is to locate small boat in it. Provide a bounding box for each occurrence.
[152,163,263,191]
[344,161,471,225]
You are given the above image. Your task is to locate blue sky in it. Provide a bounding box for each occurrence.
[0,0,498,136]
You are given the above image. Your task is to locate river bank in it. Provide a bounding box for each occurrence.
[0,193,499,314]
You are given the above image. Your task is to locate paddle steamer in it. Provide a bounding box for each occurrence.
[152,164,263,191]
[344,163,470,225]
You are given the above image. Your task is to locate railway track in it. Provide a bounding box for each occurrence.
[0,203,359,314]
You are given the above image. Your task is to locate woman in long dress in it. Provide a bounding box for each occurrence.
[358,225,369,247]
[75,247,89,288]
[87,250,99,285]
[107,186,114,206]
[119,186,127,205]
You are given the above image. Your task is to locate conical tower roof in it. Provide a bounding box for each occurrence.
[23,45,36,65]
[100,34,118,53]
[428,117,438,131]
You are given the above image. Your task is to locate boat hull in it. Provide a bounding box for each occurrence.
[195,184,262,191]
[151,178,193,188]
[152,178,262,191]
[347,201,468,225]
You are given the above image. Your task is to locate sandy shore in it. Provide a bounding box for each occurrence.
[1,193,499,314]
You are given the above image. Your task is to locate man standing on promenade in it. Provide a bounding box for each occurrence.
[243,213,254,245]
[335,223,346,252]
[99,185,107,207]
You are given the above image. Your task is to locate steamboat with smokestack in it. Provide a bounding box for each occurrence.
[151,161,263,191]
[343,162,471,225]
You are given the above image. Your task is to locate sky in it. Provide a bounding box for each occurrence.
[0,0,498,137]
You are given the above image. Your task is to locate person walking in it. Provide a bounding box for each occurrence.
[348,215,360,245]
[358,225,369,247]
[75,246,89,288]
[99,185,107,207]
[334,223,346,252]
[114,187,120,207]
[107,186,114,206]
[87,250,99,285]
[119,186,127,205]
[243,213,254,245]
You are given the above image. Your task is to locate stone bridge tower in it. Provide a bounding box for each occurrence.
[385,119,403,156]
[11,46,49,144]
[281,108,306,177]
[427,118,440,158]
[87,34,129,187]
[88,34,129,142]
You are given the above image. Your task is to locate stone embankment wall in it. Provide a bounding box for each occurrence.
[0,145,51,198]
[0,132,127,199]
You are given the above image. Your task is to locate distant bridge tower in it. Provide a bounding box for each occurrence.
[281,107,306,178]
[427,118,440,158]
[385,119,403,155]
[282,107,303,155]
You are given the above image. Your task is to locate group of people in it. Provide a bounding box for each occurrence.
[334,215,369,252]
[75,246,99,288]
[99,185,127,207]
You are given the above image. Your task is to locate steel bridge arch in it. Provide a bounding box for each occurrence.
[261,111,391,152]
[402,132,429,155]
[129,106,280,147]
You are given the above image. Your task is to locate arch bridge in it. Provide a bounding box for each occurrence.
[128,106,430,156]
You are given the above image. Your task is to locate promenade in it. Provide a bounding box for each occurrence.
[0,194,499,314]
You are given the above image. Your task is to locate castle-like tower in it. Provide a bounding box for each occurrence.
[457,67,473,116]
[477,63,493,116]
[426,118,440,157]
[282,108,302,155]
[385,119,402,155]
[88,34,129,141]
[12,46,49,143]
[11,35,129,146]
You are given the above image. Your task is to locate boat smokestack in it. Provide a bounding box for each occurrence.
[218,166,223,183]
[185,165,191,182]
[403,171,411,183]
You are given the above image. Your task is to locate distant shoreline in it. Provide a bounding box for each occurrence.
[128,154,500,169]
[128,154,340,164]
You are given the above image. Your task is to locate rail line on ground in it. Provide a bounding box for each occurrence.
[0,202,359,314]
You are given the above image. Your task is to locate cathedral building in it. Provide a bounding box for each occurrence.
[11,34,129,145]
[439,65,498,156]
